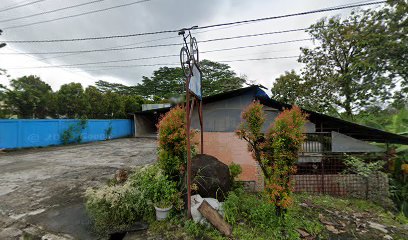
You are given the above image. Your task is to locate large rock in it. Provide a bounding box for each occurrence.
[192,154,231,201]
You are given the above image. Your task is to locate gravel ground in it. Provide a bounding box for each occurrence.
[0,137,157,239]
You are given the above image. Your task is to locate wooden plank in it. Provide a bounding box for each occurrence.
[197,200,232,236]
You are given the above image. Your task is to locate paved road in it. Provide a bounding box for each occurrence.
[0,137,157,239]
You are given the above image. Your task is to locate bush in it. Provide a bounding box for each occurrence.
[129,165,179,209]
[156,106,197,188]
[236,102,307,215]
[229,162,243,189]
[85,165,176,234]
[223,190,324,240]
[85,180,151,234]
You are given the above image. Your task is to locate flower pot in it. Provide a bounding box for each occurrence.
[154,205,172,221]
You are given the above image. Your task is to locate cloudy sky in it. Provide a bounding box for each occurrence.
[0,0,383,91]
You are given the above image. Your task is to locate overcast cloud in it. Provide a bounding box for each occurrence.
[0,0,382,91]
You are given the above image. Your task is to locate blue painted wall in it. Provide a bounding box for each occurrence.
[0,119,134,149]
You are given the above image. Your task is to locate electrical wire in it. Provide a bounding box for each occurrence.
[2,1,385,42]
[1,31,312,55]
[195,1,385,30]
[5,38,311,69]
[2,0,151,30]
[0,0,48,14]
[64,55,299,72]
[0,0,106,23]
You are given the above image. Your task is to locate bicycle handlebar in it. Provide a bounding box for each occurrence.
[178,26,198,35]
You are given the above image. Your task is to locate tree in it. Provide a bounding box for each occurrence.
[95,80,137,95]
[84,86,105,119]
[1,75,54,118]
[272,4,406,117]
[102,91,125,118]
[271,70,339,115]
[135,60,247,100]
[136,67,185,100]
[123,95,144,114]
[200,60,247,96]
[56,83,87,118]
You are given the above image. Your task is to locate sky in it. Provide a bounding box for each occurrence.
[0,0,384,91]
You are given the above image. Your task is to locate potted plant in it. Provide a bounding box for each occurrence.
[150,172,178,221]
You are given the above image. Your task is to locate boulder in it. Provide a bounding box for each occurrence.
[192,154,231,201]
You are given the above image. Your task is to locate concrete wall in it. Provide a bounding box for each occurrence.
[0,119,133,149]
[196,132,264,191]
[134,115,157,137]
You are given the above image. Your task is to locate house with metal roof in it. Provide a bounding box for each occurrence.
[134,85,408,197]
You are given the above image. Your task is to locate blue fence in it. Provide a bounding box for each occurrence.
[0,119,134,149]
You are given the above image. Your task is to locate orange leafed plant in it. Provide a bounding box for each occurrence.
[236,102,307,216]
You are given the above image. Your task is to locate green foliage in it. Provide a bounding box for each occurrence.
[343,155,384,178]
[389,154,408,217]
[129,165,179,209]
[229,162,242,189]
[56,82,87,118]
[157,106,196,188]
[60,119,88,144]
[271,3,407,117]
[229,162,242,181]
[237,102,307,215]
[85,179,152,235]
[105,122,113,140]
[86,165,178,234]
[264,106,307,214]
[200,59,247,96]
[223,190,325,240]
[0,75,55,118]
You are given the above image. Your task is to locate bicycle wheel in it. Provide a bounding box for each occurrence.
[190,37,199,64]
[180,46,191,77]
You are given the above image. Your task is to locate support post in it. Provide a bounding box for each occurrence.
[186,76,192,218]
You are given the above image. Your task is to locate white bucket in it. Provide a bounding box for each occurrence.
[154,206,172,221]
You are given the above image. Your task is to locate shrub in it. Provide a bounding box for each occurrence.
[229,162,243,189]
[156,106,197,188]
[129,165,179,208]
[264,106,307,215]
[86,165,173,234]
[236,102,307,215]
[85,180,151,234]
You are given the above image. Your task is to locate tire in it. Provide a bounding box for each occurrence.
[190,37,199,64]
[180,47,191,77]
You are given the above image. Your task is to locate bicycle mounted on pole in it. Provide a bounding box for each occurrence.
[178,26,199,78]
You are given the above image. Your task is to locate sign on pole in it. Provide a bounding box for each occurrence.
[189,63,202,99]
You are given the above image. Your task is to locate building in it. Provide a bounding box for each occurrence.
[134,86,408,197]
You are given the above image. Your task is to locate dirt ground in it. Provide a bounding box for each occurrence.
[0,137,157,239]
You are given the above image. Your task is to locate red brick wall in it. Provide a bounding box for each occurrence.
[196,132,264,191]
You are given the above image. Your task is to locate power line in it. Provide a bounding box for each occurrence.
[201,38,312,54]
[2,1,385,42]
[36,23,258,61]
[63,56,299,72]
[0,0,48,14]
[219,56,298,63]
[3,46,99,81]
[0,0,106,23]
[5,38,311,69]
[196,1,386,30]
[2,0,151,30]
[1,31,312,55]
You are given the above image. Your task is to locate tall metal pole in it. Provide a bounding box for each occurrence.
[186,76,192,218]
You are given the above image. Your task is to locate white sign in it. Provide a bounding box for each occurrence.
[189,63,202,99]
